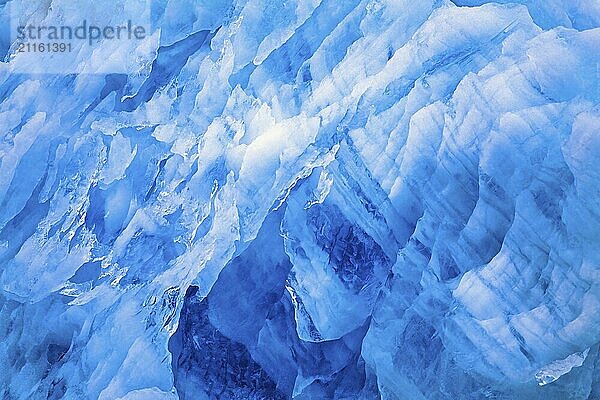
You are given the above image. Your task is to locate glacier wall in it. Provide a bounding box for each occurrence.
[0,0,599,399]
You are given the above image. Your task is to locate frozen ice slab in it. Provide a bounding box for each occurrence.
[0,0,599,399]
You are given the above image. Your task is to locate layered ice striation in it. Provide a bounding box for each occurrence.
[0,0,599,399]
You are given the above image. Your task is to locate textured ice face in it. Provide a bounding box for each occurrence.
[0,0,599,399]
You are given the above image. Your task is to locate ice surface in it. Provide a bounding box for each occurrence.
[0,0,599,399]
[535,348,590,386]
